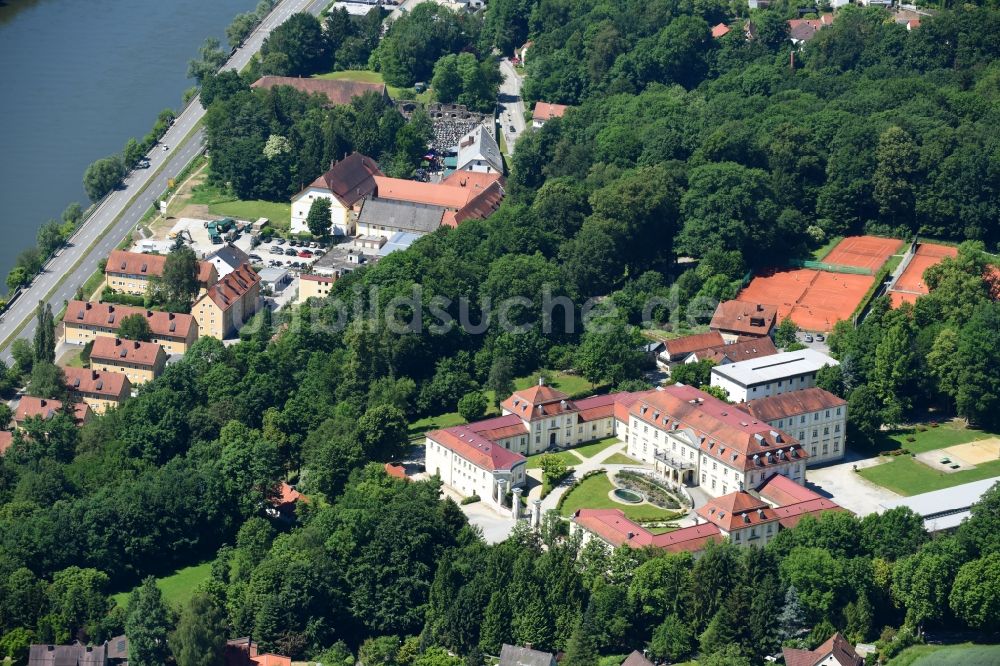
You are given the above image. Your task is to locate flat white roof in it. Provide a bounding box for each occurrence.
[879,476,1000,521]
[710,348,838,387]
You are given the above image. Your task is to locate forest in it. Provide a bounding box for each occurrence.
[2,0,1000,664]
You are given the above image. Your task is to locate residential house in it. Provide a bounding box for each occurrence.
[499,644,557,666]
[206,244,252,279]
[687,336,778,365]
[621,651,655,666]
[709,348,839,402]
[15,397,91,429]
[0,431,12,456]
[90,337,167,386]
[63,367,132,414]
[104,249,216,296]
[298,273,336,304]
[63,301,198,354]
[623,384,807,497]
[742,387,848,465]
[711,22,731,38]
[224,637,292,666]
[573,473,842,555]
[456,125,503,174]
[783,633,863,666]
[531,101,569,128]
[251,76,389,107]
[28,638,129,666]
[358,171,504,238]
[787,14,835,46]
[515,41,532,66]
[660,331,725,364]
[193,264,262,340]
[710,300,777,342]
[290,153,382,236]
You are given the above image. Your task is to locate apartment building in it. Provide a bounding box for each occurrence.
[63,367,132,414]
[743,387,848,465]
[710,348,839,403]
[89,337,167,386]
[192,264,261,340]
[63,301,198,354]
[104,250,216,296]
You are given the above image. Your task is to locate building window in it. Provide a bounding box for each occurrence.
[812,429,818,438]
[822,444,829,454]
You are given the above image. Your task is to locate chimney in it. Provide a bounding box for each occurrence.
[91,370,97,380]
[134,341,141,350]
[147,310,152,316]
[538,376,544,386]
[85,302,92,310]
[40,399,47,407]
[115,338,122,346]
[757,304,764,312]
[626,532,635,540]
[757,508,765,518]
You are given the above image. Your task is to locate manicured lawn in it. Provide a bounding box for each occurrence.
[111,561,212,610]
[604,452,641,465]
[888,643,1000,666]
[61,349,85,368]
[559,474,683,523]
[859,456,1000,496]
[873,422,997,455]
[190,182,291,229]
[409,411,467,439]
[573,436,620,459]
[526,449,582,470]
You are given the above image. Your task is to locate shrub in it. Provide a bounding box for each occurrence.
[460,495,480,505]
[905,436,916,442]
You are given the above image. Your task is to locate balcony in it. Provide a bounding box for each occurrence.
[654,450,696,470]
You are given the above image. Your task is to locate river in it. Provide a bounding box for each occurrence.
[0,0,256,282]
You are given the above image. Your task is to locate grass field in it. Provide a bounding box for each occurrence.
[189,182,291,230]
[859,456,1000,496]
[573,436,620,459]
[111,561,212,610]
[872,422,997,455]
[887,643,1000,666]
[526,449,582,470]
[811,235,845,261]
[313,69,433,103]
[559,474,683,523]
[604,452,641,465]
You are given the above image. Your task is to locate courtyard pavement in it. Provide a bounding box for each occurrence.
[804,453,902,515]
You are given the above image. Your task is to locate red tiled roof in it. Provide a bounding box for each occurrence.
[663,332,725,359]
[91,336,164,368]
[695,336,778,364]
[444,180,506,228]
[385,462,407,479]
[630,384,804,472]
[0,431,12,455]
[15,397,90,424]
[783,633,861,666]
[742,387,846,423]
[302,153,382,207]
[573,508,721,552]
[441,170,504,190]
[428,426,526,472]
[374,176,482,209]
[501,383,572,421]
[203,264,260,312]
[710,300,777,336]
[697,491,777,532]
[771,497,844,529]
[470,413,528,441]
[711,22,731,38]
[251,76,386,106]
[63,366,130,399]
[65,301,197,340]
[106,250,214,284]
[532,102,569,122]
[756,472,823,506]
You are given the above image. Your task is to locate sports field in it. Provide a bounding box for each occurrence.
[740,236,900,332]
[822,235,903,271]
[739,268,874,332]
[888,242,958,307]
[888,643,1000,666]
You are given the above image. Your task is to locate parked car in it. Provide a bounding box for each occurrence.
[309,241,318,248]
[275,238,285,245]
[248,254,262,262]
[298,250,313,258]
[162,144,169,151]
[289,239,298,247]
[284,248,297,256]
[804,334,814,343]
[816,333,825,342]
[271,246,282,254]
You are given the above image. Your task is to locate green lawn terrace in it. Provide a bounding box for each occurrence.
[859,421,1000,496]
[110,560,212,610]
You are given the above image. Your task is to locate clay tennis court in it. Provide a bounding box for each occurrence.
[888,242,958,307]
[739,268,874,332]
[821,235,903,272]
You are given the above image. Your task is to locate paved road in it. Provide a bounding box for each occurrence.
[0,0,328,363]
[498,59,525,157]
